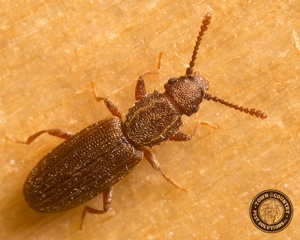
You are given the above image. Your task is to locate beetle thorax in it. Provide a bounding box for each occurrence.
[124,91,182,148]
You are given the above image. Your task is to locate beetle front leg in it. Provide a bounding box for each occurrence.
[169,124,198,141]
[5,129,74,144]
[142,147,187,192]
[135,52,162,100]
[80,187,113,230]
[135,70,158,100]
[169,121,218,141]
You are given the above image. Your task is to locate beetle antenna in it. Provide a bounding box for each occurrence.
[204,93,268,119]
[186,12,212,75]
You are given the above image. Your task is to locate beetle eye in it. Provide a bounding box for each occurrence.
[191,105,199,114]
[167,78,178,84]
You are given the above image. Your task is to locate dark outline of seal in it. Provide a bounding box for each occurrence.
[249,189,293,233]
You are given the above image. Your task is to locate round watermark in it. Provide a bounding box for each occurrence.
[249,189,293,233]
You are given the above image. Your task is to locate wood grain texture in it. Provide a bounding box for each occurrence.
[1,0,299,239]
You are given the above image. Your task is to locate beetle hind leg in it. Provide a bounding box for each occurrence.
[80,187,113,230]
[5,129,74,144]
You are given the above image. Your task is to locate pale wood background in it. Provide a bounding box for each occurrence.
[1,0,299,239]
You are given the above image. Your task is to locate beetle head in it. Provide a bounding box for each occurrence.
[164,71,209,116]
[165,12,268,119]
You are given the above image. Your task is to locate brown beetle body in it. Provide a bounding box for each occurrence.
[24,71,210,213]
[8,13,268,229]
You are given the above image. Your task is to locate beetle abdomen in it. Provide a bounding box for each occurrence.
[124,91,182,148]
[23,117,142,212]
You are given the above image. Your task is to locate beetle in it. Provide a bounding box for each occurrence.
[7,13,267,229]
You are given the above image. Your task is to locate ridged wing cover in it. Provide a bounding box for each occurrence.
[23,117,142,212]
[124,91,182,148]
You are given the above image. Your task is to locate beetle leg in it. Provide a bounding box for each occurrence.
[169,124,198,141]
[198,121,218,129]
[142,147,187,192]
[80,187,113,230]
[135,52,162,100]
[135,70,159,100]
[169,131,193,141]
[169,122,200,141]
[169,121,218,141]
[91,81,122,120]
[5,129,73,144]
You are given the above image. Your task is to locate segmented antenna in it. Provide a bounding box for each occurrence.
[204,93,268,119]
[186,13,268,119]
[186,12,211,75]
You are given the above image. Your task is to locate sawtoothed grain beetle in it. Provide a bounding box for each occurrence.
[7,13,268,229]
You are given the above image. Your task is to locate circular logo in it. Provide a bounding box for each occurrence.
[249,189,293,233]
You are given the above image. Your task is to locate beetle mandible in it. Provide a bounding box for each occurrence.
[8,13,268,229]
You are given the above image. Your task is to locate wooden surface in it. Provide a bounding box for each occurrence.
[1,1,299,239]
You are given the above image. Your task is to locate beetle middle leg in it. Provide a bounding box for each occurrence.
[80,187,113,230]
[142,147,187,192]
[91,81,122,120]
[5,129,74,144]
